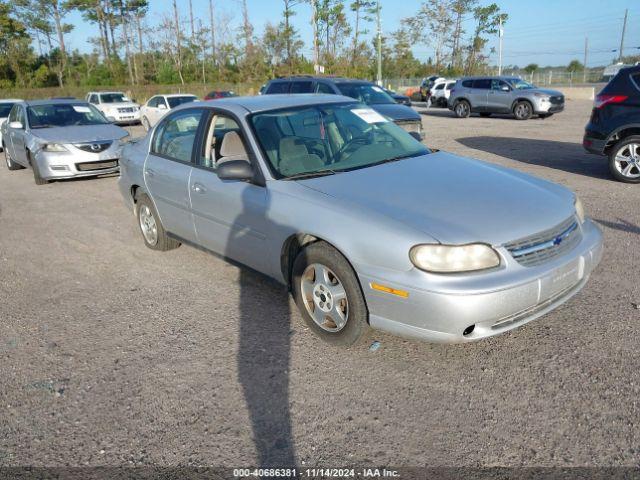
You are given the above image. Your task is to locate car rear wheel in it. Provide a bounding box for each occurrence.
[454,100,471,118]
[513,101,533,120]
[292,241,369,346]
[609,136,640,183]
[136,193,181,251]
[4,144,23,171]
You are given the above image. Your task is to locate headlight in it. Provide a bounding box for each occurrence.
[574,196,585,224]
[410,243,501,273]
[533,93,550,99]
[42,143,69,152]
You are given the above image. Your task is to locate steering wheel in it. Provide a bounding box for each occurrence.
[336,135,370,161]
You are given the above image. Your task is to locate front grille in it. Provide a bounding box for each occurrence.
[74,141,112,153]
[75,159,118,171]
[504,216,581,267]
[117,107,135,113]
[550,95,564,105]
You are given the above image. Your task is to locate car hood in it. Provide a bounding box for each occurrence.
[370,103,421,122]
[297,151,575,245]
[530,88,563,97]
[30,124,129,143]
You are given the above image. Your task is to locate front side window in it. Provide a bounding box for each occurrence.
[316,82,334,94]
[147,96,159,108]
[167,96,197,109]
[152,109,204,162]
[510,79,535,90]
[335,83,395,105]
[251,103,429,178]
[27,103,109,128]
[434,83,445,90]
[8,105,19,123]
[491,79,510,91]
[99,93,128,103]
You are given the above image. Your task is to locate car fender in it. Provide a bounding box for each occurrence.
[605,122,640,146]
[510,97,534,111]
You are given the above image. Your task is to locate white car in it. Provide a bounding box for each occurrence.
[139,94,198,131]
[86,91,141,125]
[432,80,457,107]
[0,99,23,151]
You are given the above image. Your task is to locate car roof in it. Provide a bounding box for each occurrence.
[0,99,23,103]
[460,76,521,81]
[23,99,92,107]
[196,94,356,113]
[269,76,373,85]
[91,91,126,94]
[160,93,197,97]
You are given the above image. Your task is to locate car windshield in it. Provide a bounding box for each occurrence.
[251,102,429,179]
[27,103,109,128]
[100,93,128,103]
[167,96,197,108]
[510,79,536,90]
[335,83,395,105]
[0,103,16,117]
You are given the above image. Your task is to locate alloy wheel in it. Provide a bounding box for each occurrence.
[138,204,158,245]
[300,263,349,333]
[515,102,531,119]
[613,142,640,179]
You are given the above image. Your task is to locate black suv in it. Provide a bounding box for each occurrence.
[583,65,640,183]
[263,76,423,139]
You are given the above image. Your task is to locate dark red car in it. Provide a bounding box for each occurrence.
[204,90,238,100]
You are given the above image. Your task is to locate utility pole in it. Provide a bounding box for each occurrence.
[619,8,628,62]
[312,1,319,73]
[498,15,503,75]
[376,0,382,86]
[583,36,588,82]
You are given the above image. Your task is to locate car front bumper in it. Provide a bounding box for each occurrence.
[34,143,123,180]
[357,218,603,343]
[105,111,141,124]
[533,98,564,114]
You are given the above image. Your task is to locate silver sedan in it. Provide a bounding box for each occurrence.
[118,94,603,345]
[1,99,129,185]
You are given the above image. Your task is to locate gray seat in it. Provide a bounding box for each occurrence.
[278,136,325,175]
[217,131,249,165]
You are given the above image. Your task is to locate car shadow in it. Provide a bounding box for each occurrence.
[594,217,640,235]
[456,136,612,180]
[418,108,523,120]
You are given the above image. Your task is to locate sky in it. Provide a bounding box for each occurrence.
[62,0,640,69]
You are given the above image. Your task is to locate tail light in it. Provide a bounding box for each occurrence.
[594,94,628,109]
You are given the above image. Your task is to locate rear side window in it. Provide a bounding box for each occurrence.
[461,80,473,88]
[290,81,314,93]
[152,109,204,163]
[267,82,290,94]
[472,79,491,89]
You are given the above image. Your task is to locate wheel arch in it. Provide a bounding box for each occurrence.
[511,97,534,111]
[604,125,640,153]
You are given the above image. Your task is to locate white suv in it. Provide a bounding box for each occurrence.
[86,91,141,125]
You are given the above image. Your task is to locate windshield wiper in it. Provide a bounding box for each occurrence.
[284,169,337,181]
[31,124,53,129]
[370,151,427,166]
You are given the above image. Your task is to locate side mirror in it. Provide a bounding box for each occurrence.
[158,104,167,110]
[9,121,23,129]
[216,160,254,181]
[501,85,510,92]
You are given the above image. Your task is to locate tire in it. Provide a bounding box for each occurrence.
[479,112,492,118]
[28,151,47,185]
[454,100,471,118]
[292,241,369,346]
[142,116,151,132]
[513,100,533,120]
[4,143,23,171]
[135,193,181,251]
[608,136,640,184]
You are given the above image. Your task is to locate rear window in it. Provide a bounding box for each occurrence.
[267,82,290,94]
[472,79,491,89]
[461,80,473,88]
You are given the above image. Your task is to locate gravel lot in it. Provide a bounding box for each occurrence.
[1,100,639,471]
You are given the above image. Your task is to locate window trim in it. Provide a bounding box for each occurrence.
[149,107,208,165]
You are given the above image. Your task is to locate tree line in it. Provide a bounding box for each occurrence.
[0,0,508,90]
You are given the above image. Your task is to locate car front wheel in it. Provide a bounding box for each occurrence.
[513,101,533,120]
[292,241,369,346]
[136,193,181,251]
[454,100,471,118]
[609,136,640,183]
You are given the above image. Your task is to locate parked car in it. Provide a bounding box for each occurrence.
[0,99,23,151]
[431,81,456,108]
[1,99,128,185]
[204,90,238,100]
[86,91,141,125]
[383,87,412,107]
[583,64,640,183]
[449,77,565,120]
[140,94,198,131]
[420,75,445,102]
[263,76,423,139]
[118,94,602,345]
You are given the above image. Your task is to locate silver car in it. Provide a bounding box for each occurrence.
[118,94,603,345]
[1,99,129,185]
[449,77,565,120]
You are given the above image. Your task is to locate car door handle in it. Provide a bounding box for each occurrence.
[192,183,206,194]
[145,168,155,177]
